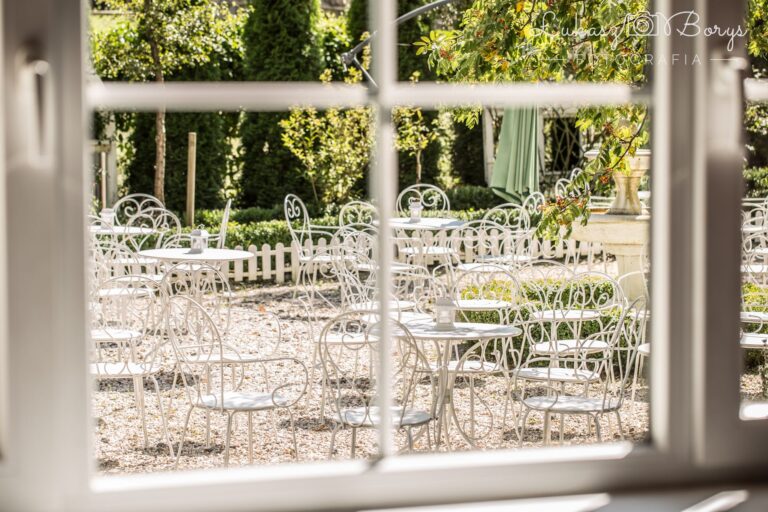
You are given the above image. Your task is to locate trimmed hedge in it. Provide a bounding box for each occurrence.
[446,185,504,211]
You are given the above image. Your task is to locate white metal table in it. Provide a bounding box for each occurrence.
[395,318,522,449]
[90,225,155,237]
[138,247,253,263]
[386,217,467,231]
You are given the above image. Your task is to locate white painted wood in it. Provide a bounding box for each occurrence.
[262,243,271,280]
[275,242,285,283]
[247,244,258,281]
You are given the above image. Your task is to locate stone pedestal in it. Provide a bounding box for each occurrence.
[571,213,650,301]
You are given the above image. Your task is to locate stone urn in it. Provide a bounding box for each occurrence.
[573,149,651,301]
[584,148,650,215]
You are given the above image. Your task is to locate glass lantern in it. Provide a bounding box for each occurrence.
[409,197,423,222]
[99,208,115,228]
[435,296,457,331]
[190,228,209,254]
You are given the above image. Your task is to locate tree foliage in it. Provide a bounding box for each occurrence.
[418,0,650,238]
[280,53,439,209]
[92,0,244,81]
[91,0,245,203]
[280,70,372,206]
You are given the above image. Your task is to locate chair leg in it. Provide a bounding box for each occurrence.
[205,410,212,448]
[631,354,645,409]
[175,406,194,470]
[133,376,149,448]
[593,415,603,443]
[519,409,531,448]
[406,428,414,452]
[306,343,319,409]
[350,427,357,459]
[287,409,299,460]
[151,376,174,458]
[247,412,254,464]
[223,412,235,468]
[329,424,340,459]
[543,412,551,446]
[614,411,625,440]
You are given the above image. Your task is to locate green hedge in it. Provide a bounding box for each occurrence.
[446,185,504,210]
[744,167,768,198]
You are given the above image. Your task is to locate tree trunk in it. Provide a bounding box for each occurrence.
[415,151,422,184]
[154,108,165,203]
[145,0,166,203]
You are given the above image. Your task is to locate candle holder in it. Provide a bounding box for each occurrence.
[409,198,423,223]
[99,208,115,228]
[190,228,209,254]
[434,296,457,331]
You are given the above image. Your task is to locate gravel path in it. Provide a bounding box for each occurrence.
[95,279,764,475]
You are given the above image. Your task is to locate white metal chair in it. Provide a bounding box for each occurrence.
[124,206,182,252]
[168,296,307,467]
[284,194,340,287]
[482,204,535,265]
[339,200,378,226]
[112,193,164,225]
[209,198,232,249]
[513,300,646,445]
[89,275,173,455]
[319,311,435,458]
[527,271,624,357]
[395,184,450,215]
[160,261,233,335]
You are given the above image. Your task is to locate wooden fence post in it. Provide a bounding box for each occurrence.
[186,132,197,227]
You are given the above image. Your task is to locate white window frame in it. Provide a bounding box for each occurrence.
[1,0,767,510]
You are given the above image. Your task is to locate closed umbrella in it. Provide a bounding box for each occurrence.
[489,107,539,204]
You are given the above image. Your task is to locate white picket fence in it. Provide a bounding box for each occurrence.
[225,235,605,284]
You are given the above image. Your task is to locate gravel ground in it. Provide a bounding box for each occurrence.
[96,277,761,476]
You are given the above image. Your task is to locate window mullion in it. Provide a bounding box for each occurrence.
[370,0,398,459]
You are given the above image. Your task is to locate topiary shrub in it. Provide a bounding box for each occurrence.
[239,0,324,209]
[452,120,486,186]
[125,64,229,214]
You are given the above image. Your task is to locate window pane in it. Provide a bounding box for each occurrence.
[381,102,651,454]
[740,1,768,422]
[89,107,377,473]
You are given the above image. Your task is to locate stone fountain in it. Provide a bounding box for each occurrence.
[571,149,650,301]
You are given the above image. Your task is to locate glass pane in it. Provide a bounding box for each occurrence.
[379,102,651,453]
[89,107,378,473]
[740,1,768,421]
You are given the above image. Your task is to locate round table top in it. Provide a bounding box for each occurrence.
[385,217,467,231]
[743,225,766,234]
[750,247,768,257]
[741,333,768,349]
[138,247,253,262]
[90,225,154,236]
[396,319,521,341]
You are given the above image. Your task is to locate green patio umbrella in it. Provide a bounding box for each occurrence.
[489,107,539,204]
